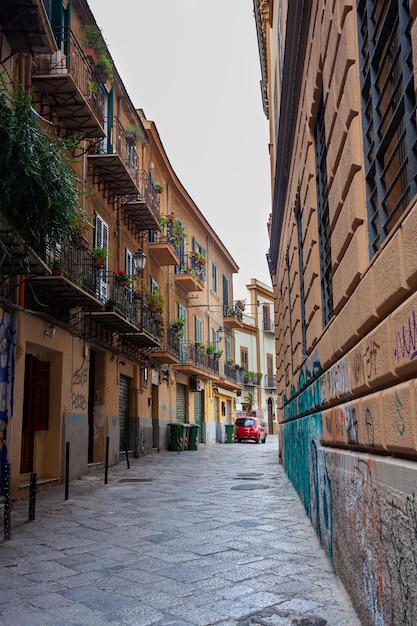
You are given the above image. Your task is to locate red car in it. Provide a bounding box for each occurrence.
[235,417,267,444]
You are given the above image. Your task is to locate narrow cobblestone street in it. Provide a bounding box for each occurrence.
[1,436,361,626]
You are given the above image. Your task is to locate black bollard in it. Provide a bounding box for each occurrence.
[123,437,130,469]
[104,436,109,485]
[28,472,37,521]
[3,463,10,540]
[64,441,69,501]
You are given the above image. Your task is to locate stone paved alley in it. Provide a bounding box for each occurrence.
[0,436,361,626]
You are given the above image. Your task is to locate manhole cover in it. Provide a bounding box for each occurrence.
[118,478,153,483]
[235,472,263,480]
[231,484,270,490]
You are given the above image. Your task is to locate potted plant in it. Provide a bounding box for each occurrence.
[92,246,108,268]
[206,344,215,355]
[104,298,117,312]
[214,349,223,358]
[49,259,61,276]
[146,287,165,314]
[70,208,92,250]
[82,25,114,85]
[115,269,134,287]
[171,317,185,338]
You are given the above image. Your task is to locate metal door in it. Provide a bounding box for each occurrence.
[176,383,186,423]
[193,390,203,443]
[119,374,131,452]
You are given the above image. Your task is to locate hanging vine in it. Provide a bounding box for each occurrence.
[0,77,82,251]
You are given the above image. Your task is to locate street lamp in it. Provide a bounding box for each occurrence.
[217,326,224,342]
[133,248,147,274]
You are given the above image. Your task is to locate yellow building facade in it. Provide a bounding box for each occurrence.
[0,0,243,501]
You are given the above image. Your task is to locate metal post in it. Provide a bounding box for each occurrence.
[104,436,109,484]
[3,463,11,540]
[64,441,69,501]
[28,472,37,521]
[124,437,130,469]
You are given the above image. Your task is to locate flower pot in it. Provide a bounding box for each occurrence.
[74,234,89,250]
[51,269,61,276]
[117,280,126,287]
[93,257,105,269]
[85,46,99,66]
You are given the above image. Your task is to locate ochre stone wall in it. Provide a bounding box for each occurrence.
[275,1,417,623]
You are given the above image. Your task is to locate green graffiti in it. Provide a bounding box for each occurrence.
[394,391,405,435]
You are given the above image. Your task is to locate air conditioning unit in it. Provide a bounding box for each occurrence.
[190,378,203,392]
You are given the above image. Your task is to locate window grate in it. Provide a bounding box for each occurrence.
[357,0,417,256]
[314,95,333,327]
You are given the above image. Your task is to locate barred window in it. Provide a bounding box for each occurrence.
[314,95,333,327]
[357,0,417,255]
[296,203,307,356]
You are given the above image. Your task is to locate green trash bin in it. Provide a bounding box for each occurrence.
[188,424,200,450]
[168,423,184,452]
[225,423,235,444]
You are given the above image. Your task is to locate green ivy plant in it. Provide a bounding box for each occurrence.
[0,78,82,251]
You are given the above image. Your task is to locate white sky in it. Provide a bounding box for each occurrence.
[87,0,272,298]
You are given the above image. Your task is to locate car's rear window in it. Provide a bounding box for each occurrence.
[235,418,255,427]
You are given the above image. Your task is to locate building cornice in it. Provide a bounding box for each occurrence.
[269,0,312,274]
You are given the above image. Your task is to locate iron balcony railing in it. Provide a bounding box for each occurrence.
[35,240,98,299]
[265,375,277,389]
[223,304,243,321]
[179,342,220,375]
[107,275,161,340]
[224,362,245,385]
[32,26,104,127]
[92,117,138,179]
[125,170,161,217]
[176,255,206,286]
[157,221,182,257]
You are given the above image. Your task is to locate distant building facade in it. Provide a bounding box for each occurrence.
[255,0,417,623]
[234,279,277,434]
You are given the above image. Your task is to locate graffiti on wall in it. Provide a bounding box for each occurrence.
[393,309,417,364]
[71,362,88,412]
[283,413,332,555]
[0,308,15,494]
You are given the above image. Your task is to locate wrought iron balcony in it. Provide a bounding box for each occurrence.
[263,318,275,333]
[174,255,205,293]
[122,170,161,234]
[220,362,244,392]
[174,342,220,380]
[32,26,105,138]
[151,324,181,364]
[265,375,277,390]
[223,302,244,329]
[27,240,103,315]
[88,283,161,349]
[88,117,140,196]
[149,220,180,265]
[0,0,56,55]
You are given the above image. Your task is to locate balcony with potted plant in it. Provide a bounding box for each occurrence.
[148,214,184,266]
[88,117,142,197]
[174,252,205,293]
[31,24,106,138]
[173,341,220,381]
[121,170,161,233]
[87,278,161,349]
[223,299,245,329]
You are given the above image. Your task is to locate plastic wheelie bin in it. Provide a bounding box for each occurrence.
[168,423,184,452]
[188,424,200,450]
[225,423,235,443]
